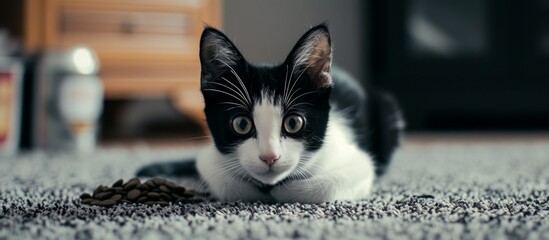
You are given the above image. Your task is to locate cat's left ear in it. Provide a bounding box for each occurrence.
[285,24,333,88]
[199,27,245,81]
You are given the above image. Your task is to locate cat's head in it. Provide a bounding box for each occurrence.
[199,24,333,185]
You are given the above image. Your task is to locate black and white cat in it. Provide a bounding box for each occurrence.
[138,24,404,203]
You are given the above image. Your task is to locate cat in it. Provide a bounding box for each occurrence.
[138,24,404,203]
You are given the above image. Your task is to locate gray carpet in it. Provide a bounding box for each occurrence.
[1,140,548,239]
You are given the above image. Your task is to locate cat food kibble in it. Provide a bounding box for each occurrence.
[79,177,203,207]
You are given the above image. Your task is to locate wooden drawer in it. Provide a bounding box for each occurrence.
[54,0,208,8]
[42,0,219,62]
[60,9,191,35]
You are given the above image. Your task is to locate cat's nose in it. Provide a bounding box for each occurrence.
[259,154,279,167]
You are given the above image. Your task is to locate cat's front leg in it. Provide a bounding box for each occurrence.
[196,146,273,202]
[271,150,375,203]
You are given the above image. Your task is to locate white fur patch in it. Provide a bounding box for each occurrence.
[237,92,304,185]
[254,93,283,156]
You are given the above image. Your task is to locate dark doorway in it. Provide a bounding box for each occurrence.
[368,0,549,131]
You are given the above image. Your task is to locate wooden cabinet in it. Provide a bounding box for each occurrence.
[23,0,222,128]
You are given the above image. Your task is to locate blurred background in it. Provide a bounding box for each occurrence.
[0,0,548,154]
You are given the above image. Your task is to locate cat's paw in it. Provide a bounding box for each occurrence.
[270,178,337,203]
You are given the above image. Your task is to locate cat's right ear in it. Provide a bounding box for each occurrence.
[284,24,333,89]
[199,27,244,81]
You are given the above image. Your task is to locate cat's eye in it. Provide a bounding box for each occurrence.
[283,115,305,134]
[232,116,253,135]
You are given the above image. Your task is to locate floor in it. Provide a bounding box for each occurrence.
[0,133,548,239]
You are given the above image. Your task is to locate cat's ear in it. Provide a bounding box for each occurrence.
[285,24,333,88]
[199,27,244,80]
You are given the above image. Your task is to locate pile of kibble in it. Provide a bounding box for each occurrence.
[79,177,203,207]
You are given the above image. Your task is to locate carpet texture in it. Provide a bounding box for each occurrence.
[1,141,548,239]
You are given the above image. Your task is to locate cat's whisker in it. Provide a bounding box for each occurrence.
[231,68,252,104]
[205,159,241,197]
[285,65,297,104]
[219,101,247,108]
[218,165,248,198]
[286,91,317,108]
[296,166,319,188]
[219,156,239,164]
[283,65,289,104]
[210,80,250,106]
[286,61,314,105]
[285,88,302,107]
[218,59,252,104]
[193,179,210,197]
[223,164,243,174]
[291,167,307,183]
[234,169,249,190]
[206,163,240,197]
[221,77,251,106]
[198,167,226,193]
[217,161,237,168]
[285,61,316,107]
[225,105,249,112]
[219,163,240,170]
[203,88,248,107]
[280,180,290,190]
[286,102,314,112]
[304,165,337,190]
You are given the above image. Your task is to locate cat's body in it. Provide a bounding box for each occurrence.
[138,24,404,203]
